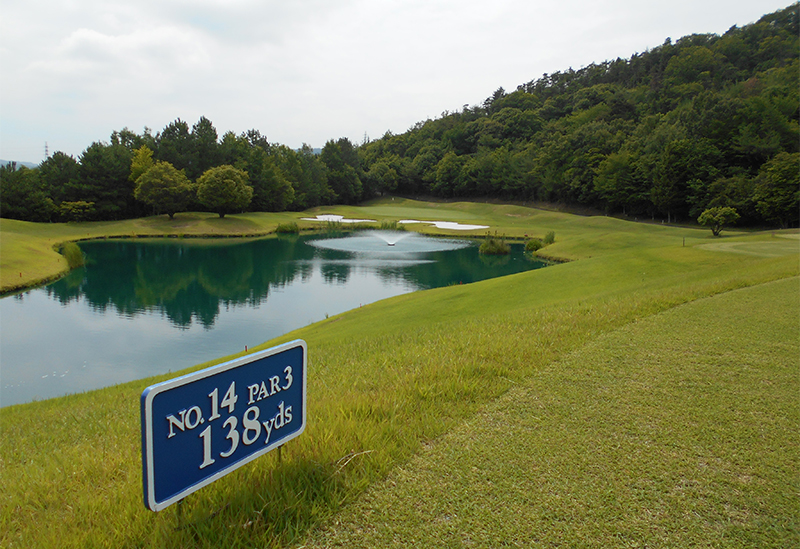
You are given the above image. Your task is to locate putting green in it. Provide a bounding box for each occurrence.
[696,236,799,258]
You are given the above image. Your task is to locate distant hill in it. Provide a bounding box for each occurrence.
[357,3,798,227]
[0,160,38,170]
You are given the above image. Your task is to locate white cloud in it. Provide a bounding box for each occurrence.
[0,0,791,162]
[31,26,210,78]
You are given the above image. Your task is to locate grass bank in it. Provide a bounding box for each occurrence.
[0,197,719,294]
[0,211,302,294]
[0,199,797,548]
[306,278,799,548]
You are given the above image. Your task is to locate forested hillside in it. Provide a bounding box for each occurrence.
[1,4,797,227]
[360,4,798,227]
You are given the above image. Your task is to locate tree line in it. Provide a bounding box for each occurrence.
[0,119,358,222]
[1,4,797,228]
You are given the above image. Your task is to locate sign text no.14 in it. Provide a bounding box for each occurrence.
[141,340,307,511]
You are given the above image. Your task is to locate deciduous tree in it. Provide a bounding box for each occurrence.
[196,165,253,218]
[134,161,193,219]
[698,206,740,236]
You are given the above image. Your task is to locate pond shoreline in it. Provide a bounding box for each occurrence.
[5,231,287,297]
[2,231,549,406]
[2,227,555,297]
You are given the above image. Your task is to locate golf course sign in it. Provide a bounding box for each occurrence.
[141,340,307,511]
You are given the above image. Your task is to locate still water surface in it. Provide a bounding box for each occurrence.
[0,232,546,406]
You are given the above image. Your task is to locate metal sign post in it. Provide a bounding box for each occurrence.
[141,340,307,512]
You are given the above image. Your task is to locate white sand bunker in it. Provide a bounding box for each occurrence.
[301,214,488,231]
[399,219,489,231]
[301,214,377,223]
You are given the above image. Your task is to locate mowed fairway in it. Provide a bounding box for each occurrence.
[0,199,797,548]
[306,277,799,548]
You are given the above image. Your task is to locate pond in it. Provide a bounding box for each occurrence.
[0,231,547,406]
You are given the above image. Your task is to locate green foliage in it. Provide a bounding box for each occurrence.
[526,231,554,251]
[59,200,96,222]
[754,151,800,229]
[275,222,299,234]
[347,223,375,232]
[76,141,135,219]
[155,118,195,178]
[58,241,85,269]
[321,138,363,203]
[39,152,79,205]
[378,220,405,231]
[366,160,399,195]
[0,164,56,222]
[479,232,510,255]
[133,160,193,219]
[698,206,741,236]
[525,238,543,252]
[220,132,295,212]
[354,4,798,226]
[276,144,334,210]
[249,153,295,212]
[129,145,154,183]
[5,118,333,223]
[196,165,254,218]
[191,116,222,179]
[322,220,344,235]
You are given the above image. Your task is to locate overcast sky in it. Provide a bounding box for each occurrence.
[0,0,791,163]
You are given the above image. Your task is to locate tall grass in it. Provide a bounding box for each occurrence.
[321,220,344,235]
[525,238,543,251]
[479,232,510,255]
[377,220,405,231]
[275,222,299,234]
[58,242,85,268]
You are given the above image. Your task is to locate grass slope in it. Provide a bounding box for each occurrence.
[0,212,301,294]
[0,199,797,548]
[306,277,799,548]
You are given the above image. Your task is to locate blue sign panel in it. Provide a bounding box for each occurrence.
[141,340,306,511]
